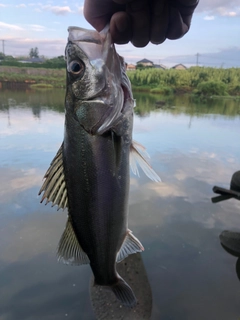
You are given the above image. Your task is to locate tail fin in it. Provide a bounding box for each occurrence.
[111,276,137,308]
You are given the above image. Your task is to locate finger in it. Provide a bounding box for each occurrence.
[126,0,150,47]
[84,0,124,31]
[150,0,169,45]
[113,0,134,3]
[177,0,199,8]
[110,11,132,44]
[167,6,189,39]
[176,0,199,30]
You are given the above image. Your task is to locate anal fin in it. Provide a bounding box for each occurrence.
[117,229,144,263]
[57,217,89,265]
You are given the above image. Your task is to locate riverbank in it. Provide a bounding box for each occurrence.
[1,65,240,98]
[0,66,65,89]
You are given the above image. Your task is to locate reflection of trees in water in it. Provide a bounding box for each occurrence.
[0,89,65,119]
[133,92,174,117]
[133,91,240,118]
[1,89,240,120]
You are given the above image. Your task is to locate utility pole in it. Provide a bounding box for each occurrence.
[196,53,200,66]
[1,40,5,55]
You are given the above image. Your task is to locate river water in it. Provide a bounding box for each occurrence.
[0,88,240,320]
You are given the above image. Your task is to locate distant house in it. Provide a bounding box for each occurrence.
[18,57,45,63]
[171,64,187,70]
[126,63,136,71]
[154,64,167,70]
[136,58,154,67]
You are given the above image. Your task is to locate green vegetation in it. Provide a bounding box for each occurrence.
[0,57,240,97]
[0,53,66,69]
[30,83,54,89]
[194,80,228,97]
[0,66,65,88]
[150,85,173,95]
[127,67,240,97]
[29,47,39,58]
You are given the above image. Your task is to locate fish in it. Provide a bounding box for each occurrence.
[39,26,160,308]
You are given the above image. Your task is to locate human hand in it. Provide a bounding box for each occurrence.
[84,0,199,47]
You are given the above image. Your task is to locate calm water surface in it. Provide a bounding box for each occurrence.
[0,89,240,320]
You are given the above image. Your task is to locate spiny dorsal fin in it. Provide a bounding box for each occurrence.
[116,229,144,263]
[57,217,89,265]
[130,140,161,182]
[38,143,68,210]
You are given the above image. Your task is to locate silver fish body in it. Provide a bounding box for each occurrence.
[39,26,160,308]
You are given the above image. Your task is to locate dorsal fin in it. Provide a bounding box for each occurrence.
[116,229,144,263]
[57,217,89,265]
[130,140,161,182]
[38,143,68,210]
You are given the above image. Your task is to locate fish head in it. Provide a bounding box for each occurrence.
[65,26,134,135]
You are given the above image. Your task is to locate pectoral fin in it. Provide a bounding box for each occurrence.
[38,144,68,210]
[57,217,89,265]
[117,229,144,263]
[130,140,161,182]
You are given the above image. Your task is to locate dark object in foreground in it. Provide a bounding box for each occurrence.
[220,231,240,257]
[220,230,240,281]
[90,253,152,319]
[211,171,240,203]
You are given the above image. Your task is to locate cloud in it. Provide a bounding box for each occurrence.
[0,3,7,7]
[16,4,26,8]
[0,22,24,31]
[204,15,215,20]
[28,24,46,32]
[161,46,240,68]
[42,5,72,15]
[196,0,240,17]
[1,37,66,57]
[77,6,84,14]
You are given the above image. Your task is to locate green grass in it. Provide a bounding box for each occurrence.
[30,83,54,89]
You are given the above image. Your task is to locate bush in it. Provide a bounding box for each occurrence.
[150,86,173,95]
[194,80,228,97]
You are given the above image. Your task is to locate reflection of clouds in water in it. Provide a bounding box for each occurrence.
[0,168,43,203]
[0,108,64,137]
[129,150,240,232]
[0,254,93,320]
[0,210,66,263]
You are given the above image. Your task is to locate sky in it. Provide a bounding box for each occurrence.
[0,0,240,68]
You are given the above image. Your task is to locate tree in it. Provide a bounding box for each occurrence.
[29,47,39,58]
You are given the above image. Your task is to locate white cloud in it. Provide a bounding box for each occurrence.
[196,1,240,17]
[77,6,84,14]
[216,6,239,16]
[29,24,46,32]
[2,37,66,57]
[0,21,24,31]
[0,3,7,7]
[204,15,215,20]
[42,5,72,15]
[16,4,26,8]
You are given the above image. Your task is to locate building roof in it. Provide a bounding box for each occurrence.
[137,58,154,64]
[154,64,167,69]
[171,63,187,69]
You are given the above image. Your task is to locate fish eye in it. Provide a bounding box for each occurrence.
[69,60,84,75]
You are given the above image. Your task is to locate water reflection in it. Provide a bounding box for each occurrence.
[1,89,240,319]
[91,254,152,320]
